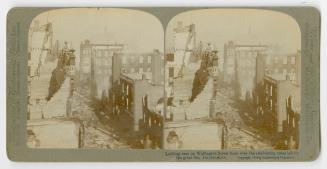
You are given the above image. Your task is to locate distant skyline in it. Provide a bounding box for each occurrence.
[166,9,301,54]
[31,8,301,69]
[31,8,164,55]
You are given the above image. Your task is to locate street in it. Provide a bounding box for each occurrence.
[71,85,132,149]
[215,84,272,149]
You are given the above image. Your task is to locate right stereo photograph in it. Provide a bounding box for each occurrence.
[163,9,301,150]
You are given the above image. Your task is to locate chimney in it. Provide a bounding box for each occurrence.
[151,49,162,85]
[112,52,122,85]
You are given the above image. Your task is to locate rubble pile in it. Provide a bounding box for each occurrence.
[213,86,273,150]
[72,87,131,149]
[71,96,96,121]
[215,88,243,125]
[83,126,130,149]
[228,128,272,150]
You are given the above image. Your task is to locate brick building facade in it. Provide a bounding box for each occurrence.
[80,40,124,99]
[256,75,300,148]
[223,41,268,100]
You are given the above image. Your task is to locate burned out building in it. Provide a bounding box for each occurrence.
[119,74,163,137]
[223,41,268,100]
[80,40,124,83]
[264,50,301,85]
[173,21,196,65]
[112,50,163,85]
[257,75,300,148]
[80,40,124,99]
[166,21,196,79]
[111,49,164,132]
[254,50,301,102]
[252,50,301,149]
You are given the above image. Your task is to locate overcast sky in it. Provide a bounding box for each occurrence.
[166,9,301,54]
[31,8,164,55]
[31,8,301,61]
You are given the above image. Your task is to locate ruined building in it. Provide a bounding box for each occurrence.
[80,40,124,100]
[166,21,196,79]
[264,50,301,85]
[111,49,164,132]
[257,74,300,148]
[223,41,268,100]
[251,48,301,149]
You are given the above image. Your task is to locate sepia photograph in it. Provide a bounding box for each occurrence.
[163,9,301,150]
[26,8,302,151]
[27,8,164,149]
[5,5,322,163]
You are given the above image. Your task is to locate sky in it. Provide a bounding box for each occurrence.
[30,8,164,56]
[30,8,301,66]
[165,9,301,55]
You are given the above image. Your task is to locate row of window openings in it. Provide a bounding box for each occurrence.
[83,49,114,56]
[94,60,111,66]
[95,69,111,74]
[267,57,296,65]
[94,59,152,66]
[93,58,152,67]
[233,51,263,57]
[273,68,296,74]
[122,56,152,64]
[233,67,295,75]
[82,50,153,63]
[239,71,255,76]
[94,66,152,74]
[225,51,297,65]
[122,67,151,73]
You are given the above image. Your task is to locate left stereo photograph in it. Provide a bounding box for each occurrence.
[26,8,165,149]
